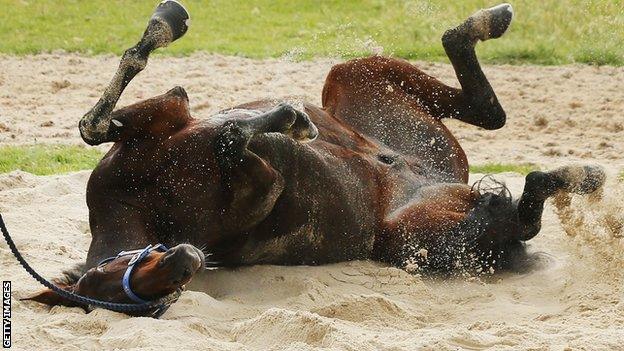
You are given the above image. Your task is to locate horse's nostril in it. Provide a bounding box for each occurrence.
[159,251,174,266]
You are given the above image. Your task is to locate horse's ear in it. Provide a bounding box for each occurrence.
[22,284,82,308]
[23,263,88,308]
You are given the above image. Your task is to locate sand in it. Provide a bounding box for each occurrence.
[0,54,623,350]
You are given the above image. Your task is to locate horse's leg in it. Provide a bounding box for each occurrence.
[321,5,513,182]
[436,3,513,129]
[323,56,472,182]
[461,164,605,270]
[323,3,512,131]
[215,103,318,233]
[515,165,605,240]
[79,1,189,145]
[375,165,605,272]
[462,164,606,269]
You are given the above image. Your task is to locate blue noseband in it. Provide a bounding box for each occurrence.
[98,244,169,304]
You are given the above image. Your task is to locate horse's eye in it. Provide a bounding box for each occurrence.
[377,154,395,165]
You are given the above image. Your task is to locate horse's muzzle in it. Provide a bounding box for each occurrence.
[159,244,205,285]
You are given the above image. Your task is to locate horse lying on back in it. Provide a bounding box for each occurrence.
[27,1,604,314]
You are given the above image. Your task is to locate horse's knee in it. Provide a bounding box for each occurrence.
[79,118,108,146]
[481,104,506,130]
[463,94,506,130]
[524,171,558,198]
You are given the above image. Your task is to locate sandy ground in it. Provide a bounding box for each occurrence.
[0,53,623,166]
[0,54,623,350]
[1,171,622,350]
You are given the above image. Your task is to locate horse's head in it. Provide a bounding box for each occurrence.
[25,244,205,310]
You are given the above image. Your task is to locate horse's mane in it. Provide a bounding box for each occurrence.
[471,174,512,202]
[54,263,87,285]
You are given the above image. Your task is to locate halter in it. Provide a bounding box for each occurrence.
[98,244,170,308]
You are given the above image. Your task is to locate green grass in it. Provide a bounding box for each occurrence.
[0,0,622,65]
[0,145,103,175]
[470,163,536,175]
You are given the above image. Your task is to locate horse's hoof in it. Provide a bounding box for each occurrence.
[153,0,190,42]
[469,3,514,41]
[289,109,319,143]
[267,103,318,142]
[551,165,606,195]
[269,103,298,132]
[143,0,190,49]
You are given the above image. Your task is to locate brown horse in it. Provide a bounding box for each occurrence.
[29,2,604,311]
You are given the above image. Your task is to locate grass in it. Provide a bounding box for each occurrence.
[0,144,535,176]
[0,0,622,65]
[0,145,103,176]
[470,163,536,175]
